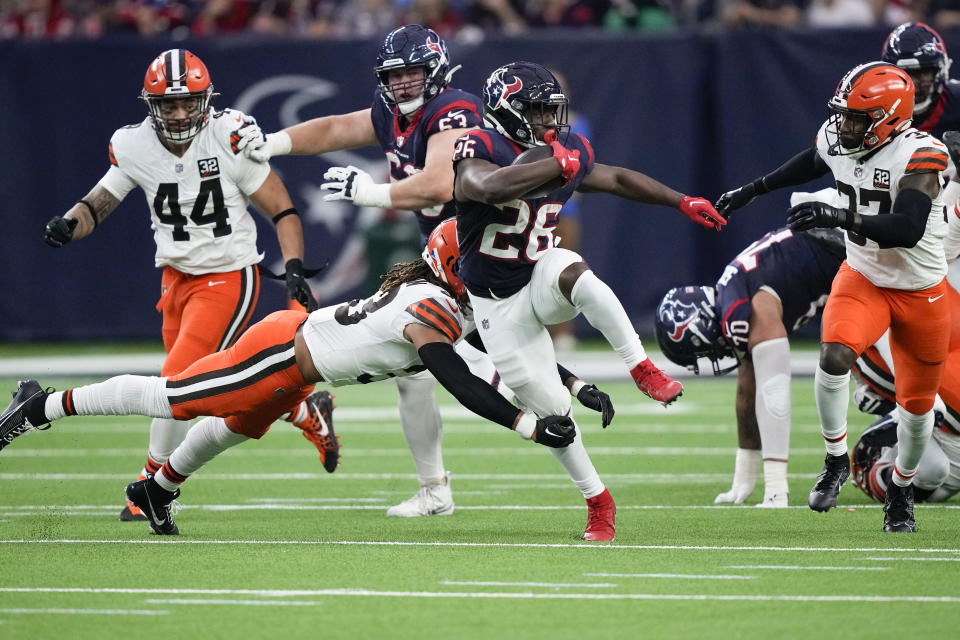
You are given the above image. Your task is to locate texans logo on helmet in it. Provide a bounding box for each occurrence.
[426,38,444,58]
[659,298,701,342]
[501,77,523,105]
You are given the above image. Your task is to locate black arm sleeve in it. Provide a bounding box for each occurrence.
[848,188,931,248]
[757,146,831,194]
[418,342,521,429]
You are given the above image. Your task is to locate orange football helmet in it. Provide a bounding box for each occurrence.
[141,49,216,144]
[422,218,465,297]
[825,62,914,156]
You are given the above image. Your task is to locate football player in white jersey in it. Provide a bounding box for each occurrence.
[0,220,614,536]
[716,62,951,532]
[40,49,325,523]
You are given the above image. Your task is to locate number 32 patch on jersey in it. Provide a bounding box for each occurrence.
[198,157,220,178]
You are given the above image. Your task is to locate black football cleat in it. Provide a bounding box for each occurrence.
[808,453,851,512]
[125,475,180,535]
[0,380,50,452]
[883,481,916,533]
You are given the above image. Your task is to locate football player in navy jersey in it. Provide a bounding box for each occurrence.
[235,25,492,518]
[882,23,960,139]
[655,190,846,508]
[453,62,725,541]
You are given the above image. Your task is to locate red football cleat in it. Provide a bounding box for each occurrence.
[583,488,616,541]
[631,358,683,406]
[293,391,340,473]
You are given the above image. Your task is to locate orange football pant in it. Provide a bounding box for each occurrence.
[165,310,312,438]
[157,265,260,376]
[822,262,949,414]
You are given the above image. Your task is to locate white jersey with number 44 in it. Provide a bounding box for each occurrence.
[816,120,948,290]
[98,108,270,275]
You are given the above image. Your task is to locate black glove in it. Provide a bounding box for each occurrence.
[534,415,576,448]
[786,201,852,232]
[576,384,615,428]
[285,258,319,312]
[44,216,78,248]
[943,130,960,168]
[715,181,760,220]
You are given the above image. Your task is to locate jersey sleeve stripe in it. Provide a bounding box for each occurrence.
[575,133,595,166]
[905,160,948,173]
[468,130,494,156]
[426,99,482,131]
[415,299,462,340]
[108,144,118,167]
[406,300,461,341]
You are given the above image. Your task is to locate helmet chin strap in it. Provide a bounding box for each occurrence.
[397,95,425,116]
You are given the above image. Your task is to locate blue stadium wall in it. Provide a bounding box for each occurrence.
[0,28,946,341]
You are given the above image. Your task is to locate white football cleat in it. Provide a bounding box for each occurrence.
[756,492,789,508]
[386,471,454,517]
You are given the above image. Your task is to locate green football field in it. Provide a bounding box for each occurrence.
[0,374,958,639]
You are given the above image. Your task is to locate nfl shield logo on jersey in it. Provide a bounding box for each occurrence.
[397,136,405,146]
[853,166,863,178]
[482,319,490,329]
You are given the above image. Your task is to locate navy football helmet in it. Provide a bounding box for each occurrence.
[882,22,951,115]
[654,286,736,375]
[482,62,568,147]
[375,24,450,116]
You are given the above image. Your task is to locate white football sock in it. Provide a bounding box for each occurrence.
[892,406,935,487]
[752,338,791,461]
[158,417,248,491]
[715,448,760,503]
[569,271,646,369]
[147,417,192,464]
[814,366,850,456]
[45,375,171,421]
[396,376,445,485]
[550,423,605,498]
[762,460,789,498]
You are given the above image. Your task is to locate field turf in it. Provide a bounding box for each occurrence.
[0,374,957,639]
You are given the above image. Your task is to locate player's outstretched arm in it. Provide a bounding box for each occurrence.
[238,109,378,162]
[578,163,725,230]
[716,146,829,219]
[44,185,121,247]
[249,170,319,311]
[406,323,575,447]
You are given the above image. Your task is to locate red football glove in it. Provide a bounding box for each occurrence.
[678,195,726,231]
[550,141,581,181]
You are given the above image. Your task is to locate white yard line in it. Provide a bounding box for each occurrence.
[585,573,753,580]
[726,565,890,571]
[0,472,822,482]
[0,607,167,615]
[1,539,959,553]
[145,599,320,606]
[442,580,617,588]
[1,446,832,458]
[865,556,960,562]
[0,503,883,514]
[0,587,955,603]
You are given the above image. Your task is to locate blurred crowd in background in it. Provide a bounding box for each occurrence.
[5,0,960,41]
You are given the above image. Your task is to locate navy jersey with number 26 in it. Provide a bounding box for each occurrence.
[452,130,595,298]
[370,88,484,242]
